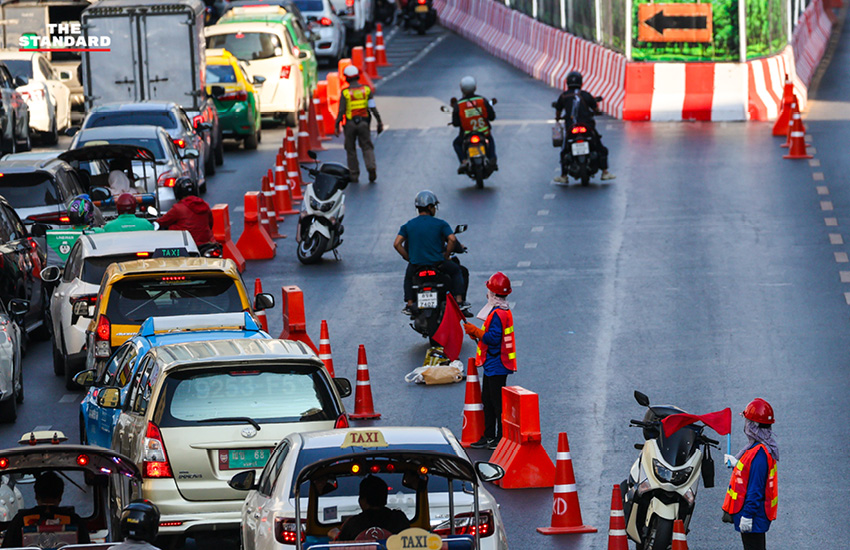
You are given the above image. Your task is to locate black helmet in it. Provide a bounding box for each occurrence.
[566,71,583,89]
[68,195,95,227]
[120,499,160,543]
[173,177,198,201]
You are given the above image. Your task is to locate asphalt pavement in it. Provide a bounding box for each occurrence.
[5,13,850,550]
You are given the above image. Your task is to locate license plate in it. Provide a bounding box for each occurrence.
[417,291,438,309]
[415,4,429,12]
[218,448,272,470]
[571,141,590,156]
[468,146,483,158]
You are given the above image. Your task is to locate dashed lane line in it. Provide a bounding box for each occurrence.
[543,194,555,200]
[531,226,543,232]
[835,252,848,263]
[830,234,844,245]
[513,280,523,287]
[517,261,531,267]
[844,293,850,305]
[537,210,549,216]
[821,201,834,211]
[375,33,448,90]
[813,172,825,181]
[524,243,538,249]
[840,272,850,283]
[59,394,77,403]
[809,159,821,167]
[817,186,829,195]
[825,218,838,226]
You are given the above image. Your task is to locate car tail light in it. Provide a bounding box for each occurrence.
[159,521,184,527]
[219,90,248,102]
[143,422,173,478]
[274,517,305,545]
[94,314,111,357]
[157,173,177,187]
[571,125,587,134]
[280,65,292,79]
[172,138,186,148]
[334,413,349,429]
[27,211,67,224]
[70,294,97,317]
[433,510,494,538]
[319,16,332,25]
[423,286,432,291]
[470,135,481,144]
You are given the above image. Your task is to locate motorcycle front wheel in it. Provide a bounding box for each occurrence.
[645,516,673,550]
[297,233,328,264]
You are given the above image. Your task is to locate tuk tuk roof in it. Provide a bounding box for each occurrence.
[58,144,157,163]
[0,444,141,480]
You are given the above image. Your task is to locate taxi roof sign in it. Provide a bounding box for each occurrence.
[19,431,68,446]
[341,430,388,448]
[387,528,442,550]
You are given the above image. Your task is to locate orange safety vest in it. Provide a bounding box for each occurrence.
[457,96,491,135]
[475,308,516,371]
[342,84,372,120]
[721,443,778,521]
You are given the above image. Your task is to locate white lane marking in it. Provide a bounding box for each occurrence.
[835,252,849,263]
[532,226,544,232]
[840,271,850,283]
[34,425,52,431]
[517,261,531,267]
[235,206,245,212]
[809,159,821,167]
[817,186,829,195]
[809,146,818,154]
[513,280,523,287]
[821,201,834,211]
[525,243,538,249]
[845,292,850,305]
[805,134,813,143]
[59,394,77,403]
[829,234,844,245]
[375,34,448,90]
[813,172,825,181]
[543,193,555,200]
[537,210,549,216]
[825,218,839,226]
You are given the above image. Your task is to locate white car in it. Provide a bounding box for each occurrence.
[0,299,26,423]
[39,231,199,388]
[206,21,305,126]
[233,427,510,550]
[298,0,347,63]
[328,0,373,46]
[0,51,72,144]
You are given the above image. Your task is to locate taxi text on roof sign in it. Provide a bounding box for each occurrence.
[387,528,442,550]
[341,430,388,448]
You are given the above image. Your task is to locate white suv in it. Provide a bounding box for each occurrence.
[299,0,347,63]
[205,21,306,126]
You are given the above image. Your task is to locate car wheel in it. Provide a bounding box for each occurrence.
[0,396,16,423]
[257,128,262,143]
[79,415,87,444]
[214,128,224,165]
[52,338,66,376]
[244,129,259,150]
[65,359,81,391]
[284,112,297,127]
[205,143,216,176]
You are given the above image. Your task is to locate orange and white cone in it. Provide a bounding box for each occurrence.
[285,129,305,201]
[254,278,269,332]
[259,178,284,239]
[309,96,329,146]
[273,159,298,216]
[781,102,798,148]
[365,35,381,80]
[537,432,596,535]
[672,519,688,550]
[297,110,313,163]
[606,484,628,550]
[783,112,812,159]
[460,358,485,448]
[318,320,336,377]
[375,23,390,67]
[349,344,381,419]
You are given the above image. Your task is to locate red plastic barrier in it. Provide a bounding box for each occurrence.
[279,285,318,353]
[236,191,275,260]
[211,204,245,272]
[489,386,555,489]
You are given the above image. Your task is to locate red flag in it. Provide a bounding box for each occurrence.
[661,408,732,437]
[432,294,465,361]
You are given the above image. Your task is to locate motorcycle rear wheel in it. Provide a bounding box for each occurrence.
[297,233,328,264]
[645,516,673,550]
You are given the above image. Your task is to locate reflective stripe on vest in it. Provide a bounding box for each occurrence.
[343,85,371,119]
[721,443,778,521]
[475,308,516,371]
[458,96,490,135]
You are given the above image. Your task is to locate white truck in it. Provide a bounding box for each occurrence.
[79,0,223,173]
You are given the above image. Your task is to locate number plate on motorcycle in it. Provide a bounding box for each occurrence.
[417,291,438,309]
[415,4,429,12]
[468,146,483,158]
[571,141,590,156]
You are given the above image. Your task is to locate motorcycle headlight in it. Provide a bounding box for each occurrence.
[309,197,321,210]
[652,459,693,485]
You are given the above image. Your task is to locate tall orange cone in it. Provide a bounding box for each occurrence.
[365,35,381,80]
[606,485,628,550]
[349,345,381,419]
[460,358,485,448]
[318,320,336,377]
[259,177,285,239]
[297,110,314,163]
[375,23,391,67]
[672,519,688,550]
[536,432,596,535]
[273,160,298,216]
[308,96,328,147]
[254,278,269,332]
[780,101,798,148]
[783,112,812,159]
[772,74,795,136]
[285,129,305,201]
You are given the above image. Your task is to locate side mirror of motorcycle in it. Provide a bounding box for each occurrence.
[454,224,467,234]
[595,95,604,103]
[308,150,318,160]
[491,97,498,105]
[634,390,650,407]
[147,206,159,217]
[439,105,451,113]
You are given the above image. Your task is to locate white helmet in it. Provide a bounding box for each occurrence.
[343,65,360,80]
[460,76,476,95]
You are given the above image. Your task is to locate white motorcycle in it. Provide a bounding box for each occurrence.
[296,151,350,264]
[621,391,720,550]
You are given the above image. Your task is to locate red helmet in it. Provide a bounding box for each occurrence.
[115,193,137,215]
[486,272,511,296]
[743,398,775,425]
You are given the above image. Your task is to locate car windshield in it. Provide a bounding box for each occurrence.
[293,0,323,11]
[105,275,243,325]
[207,64,237,83]
[656,425,700,466]
[0,172,60,207]
[82,254,148,285]
[77,137,165,159]
[2,59,33,79]
[207,32,282,61]
[85,111,178,130]
[157,365,336,427]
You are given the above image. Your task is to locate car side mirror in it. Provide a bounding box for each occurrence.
[30,222,50,238]
[7,299,29,319]
[229,470,257,491]
[74,369,96,388]
[13,75,28,87]
[90,187,111,202]
[252,75,266,85]
[210,85,225,98]
[181,148,200,159]
[254,292,274,311]
[65,127,79,137]
[97,387,121,409]
[475,461,505,482]
[333,377,351,398]
[298,50,309,60]
[307,150,317,160]
[454,224,467,234]
[40,265,62,283]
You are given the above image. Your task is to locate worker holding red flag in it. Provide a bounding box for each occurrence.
[721,398,779,550]
[463,272,516,450]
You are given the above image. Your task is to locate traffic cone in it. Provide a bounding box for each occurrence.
[780,102,797,148]
[285,129,305,201]
[236,192,276,260]
[365,35,381,80]
[783,112,812,159]
[258,180,285,239]
[254,278,269,332]
[772,75,795,136]
[273,159,298,216]
[350,46,374,89]
[672,519,688,550]
[309,95,329,145]
[318,320,336,377]
[375,23,391,67]
[262,170,278,219]
[349,345,381,419]
[536,432,596,534]
[317,80,335,137]
[297,110,314,163]
[460,358,485,448]
[606,485,628,550]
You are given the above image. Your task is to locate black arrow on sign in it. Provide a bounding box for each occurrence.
[644,11,708,33]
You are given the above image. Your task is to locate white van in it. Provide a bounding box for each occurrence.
[328,0,373,45]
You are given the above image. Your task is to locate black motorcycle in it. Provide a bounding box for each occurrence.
[553,96,603,186]
[400,0,437,34]
[441,99,498,189]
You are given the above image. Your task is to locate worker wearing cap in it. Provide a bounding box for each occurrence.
[335,65,383,183]
[722,398,779,550]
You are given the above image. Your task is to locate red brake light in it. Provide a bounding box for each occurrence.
[418,270,437,277]
[161,276,186,281]
[219,90,249,102]
[274,518,305,545]
[470,135,481,144]
[76,454,89,466]
[418,0,427,4]
[0,457,8,469]
[143,422,173,479]
[334,413,349,429]
[172,138,186,148]
[157,174,177,187]
[433,511,494,538]
[159,521,184,527]
[345,0,354,5]
[319,16,332,25]
[571,125,587,134]
[96,315,110,341]
[280,65,292,79]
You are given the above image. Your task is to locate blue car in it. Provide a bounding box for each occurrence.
[77,312,271,448]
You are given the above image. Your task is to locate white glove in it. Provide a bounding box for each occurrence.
[739,516,753,533]
[724,454,739,467]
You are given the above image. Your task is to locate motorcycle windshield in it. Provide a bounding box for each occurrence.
[657,425,699,466]
[313,173,340,201]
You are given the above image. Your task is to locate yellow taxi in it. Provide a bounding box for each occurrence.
[84,257,274,372]
[206,48,262,149]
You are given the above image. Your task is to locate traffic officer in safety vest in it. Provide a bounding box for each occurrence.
[722,398,778,550]
[463,272,516,450]
[452,76,497,173]
[335,65,383,183]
